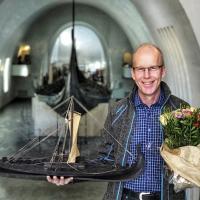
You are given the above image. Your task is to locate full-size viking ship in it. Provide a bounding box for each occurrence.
[0,96,144,181]
[35,0,110,110]
[62,0,110,112]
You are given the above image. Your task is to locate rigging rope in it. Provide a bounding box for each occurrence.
[73,96,134,158]
[8,96,136,168]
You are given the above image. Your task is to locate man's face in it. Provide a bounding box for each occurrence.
[131,47,166,99]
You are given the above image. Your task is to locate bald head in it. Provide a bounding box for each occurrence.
[132,43,164,68]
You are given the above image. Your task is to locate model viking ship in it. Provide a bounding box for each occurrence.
[0,96,144,182]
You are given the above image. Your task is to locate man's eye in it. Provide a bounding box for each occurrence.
[137,68,145,71]
[150,66,158,70]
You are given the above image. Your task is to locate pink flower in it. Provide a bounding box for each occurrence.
[172,110,183,119]
[182,108,193,117]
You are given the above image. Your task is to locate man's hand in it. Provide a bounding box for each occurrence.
[46,176,73,186]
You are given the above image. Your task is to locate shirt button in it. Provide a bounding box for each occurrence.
[148,128,151,132]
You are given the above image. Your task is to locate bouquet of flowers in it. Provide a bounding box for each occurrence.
[160,107,200,191]
[160,107,200,148]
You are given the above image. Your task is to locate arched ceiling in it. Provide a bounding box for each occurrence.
[0,0,153,57]
[0,0,200,106]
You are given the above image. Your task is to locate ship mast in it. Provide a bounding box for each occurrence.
[66,1,81,162]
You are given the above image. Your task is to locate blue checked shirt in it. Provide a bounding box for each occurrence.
[124,91,165,192]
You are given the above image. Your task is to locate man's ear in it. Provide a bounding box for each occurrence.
[131,68,135,81]
[161,66,166,78]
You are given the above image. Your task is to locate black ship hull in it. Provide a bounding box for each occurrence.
[0,146,144,182]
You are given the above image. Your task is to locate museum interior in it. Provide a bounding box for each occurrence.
[0,0,200,199]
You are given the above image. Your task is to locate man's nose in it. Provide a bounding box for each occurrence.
[144,68,151,78]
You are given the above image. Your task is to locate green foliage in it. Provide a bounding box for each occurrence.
[160,107,200,149]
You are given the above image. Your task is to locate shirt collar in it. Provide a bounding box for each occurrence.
[133,89,165,107]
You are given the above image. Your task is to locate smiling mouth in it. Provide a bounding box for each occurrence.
[142,81,154,86]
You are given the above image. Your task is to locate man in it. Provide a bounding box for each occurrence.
[47,43,188,200]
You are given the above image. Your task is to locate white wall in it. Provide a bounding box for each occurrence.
[179,0,200,49]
